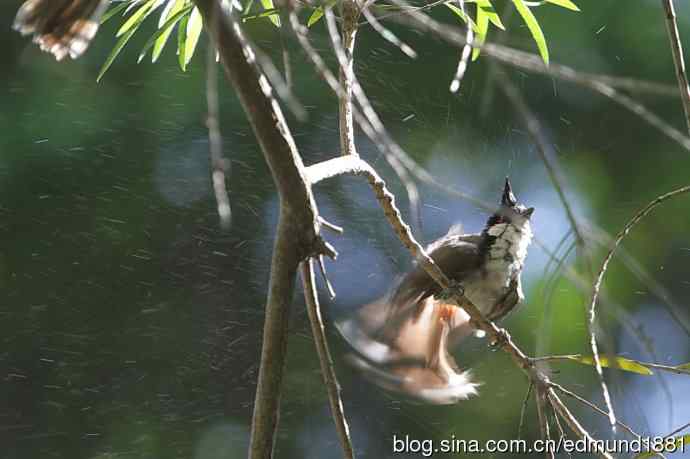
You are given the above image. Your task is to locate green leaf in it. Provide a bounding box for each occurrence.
[565,355,653,375]
[137,3,193,63]
[117,0,156,37]
[479,0,505,30]
[152,0,190,62]
[512,0,549,65]
[472,2,490,60]
[260,0,280,27]
[307,7,324,27]
[633,435,690,459]
[101,2,130,24]
[183,7,203,68]
[97,26,139,82]
[177,13,189,71]
[445,3,479,33]
[545,0,580,11]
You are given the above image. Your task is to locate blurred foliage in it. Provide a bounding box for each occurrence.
[98,0,580,81]
[2,0,690,458]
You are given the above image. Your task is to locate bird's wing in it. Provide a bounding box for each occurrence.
[339,296,479,404]
[389,236,481,315]
[14,0,109,60]
[336,234,483,404]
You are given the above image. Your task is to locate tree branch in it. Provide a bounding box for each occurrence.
[192,2,329,458]
[661,0,690,134]
[300,260,355,459]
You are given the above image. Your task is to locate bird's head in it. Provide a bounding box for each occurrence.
[485,177,534,232]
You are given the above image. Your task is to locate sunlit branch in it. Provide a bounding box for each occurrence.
[324,5,423,234]
[205,11,232,230]
[449,0,473,93]
[357,0,417,59]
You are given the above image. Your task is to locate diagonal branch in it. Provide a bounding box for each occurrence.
[661,0,690,134]
[300,259,355,459]
[547,388,613,459]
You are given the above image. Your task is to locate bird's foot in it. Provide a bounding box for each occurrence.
[436,280,465,302]
[489,327,511,350]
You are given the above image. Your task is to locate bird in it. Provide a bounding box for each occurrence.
[13,0,109,61]
[338,178,534,404]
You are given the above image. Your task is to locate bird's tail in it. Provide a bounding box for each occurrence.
[337,296,480,404]
[13,0,108,60]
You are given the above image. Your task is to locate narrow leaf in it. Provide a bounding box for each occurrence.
[137,4,193,63]
[97,27,139,82]
[307,7,324,27]
[545,0,580,11]
[152,1,191,62]
[101,2,130,24]
[512,0,549,65]
[260,0,280,27]
[177,14,189,71]
[117,0,156,37]
[565,355,653,375]
[183,7,203,68]
[445,3,479,33]
[479,0,505,30]
[472,2,490,61]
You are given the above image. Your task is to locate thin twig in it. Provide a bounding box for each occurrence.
[661,0,690,134]
[548,380,641,438]
[206,31,233,230]
[317,255,337,299]
[535,385,555,459]
[518,381,534,440]
[357,0,417,58]
[319,216,344,234]
[547,388,613,459]
[668,420,690,437]
[587,185,690,429]
[338,0,360,158]
[300,260,355,459]
[449,0,473,93]
[552,406,572,459]
[385,0,690,152]
[324,6,424,234]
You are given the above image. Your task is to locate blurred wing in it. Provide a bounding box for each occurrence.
[336,231,483,404]
[14,0,109,60]
[338,296,479,404]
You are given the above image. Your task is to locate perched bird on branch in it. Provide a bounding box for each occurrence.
[339,178,534,404]
[13,0,109,61]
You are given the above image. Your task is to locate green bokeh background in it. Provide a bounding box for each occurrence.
[2,1,690,458]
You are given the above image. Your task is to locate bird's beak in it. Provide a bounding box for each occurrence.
[501,177,518,207]
[522,207,535,219]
